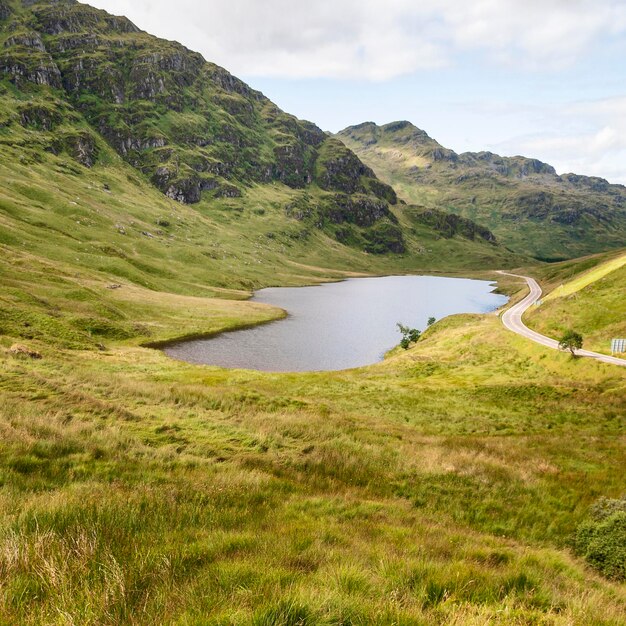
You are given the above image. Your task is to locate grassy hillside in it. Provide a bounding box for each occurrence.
[336,122,626,261]
[525,250,626,355]
[0,0,408,255]
[0,136,524,351]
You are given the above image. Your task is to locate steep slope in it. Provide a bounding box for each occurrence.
[337,121,626,261]
[0,0,521,350]
[0,0,407,254]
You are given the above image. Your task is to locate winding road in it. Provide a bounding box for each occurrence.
[497,271,626,368]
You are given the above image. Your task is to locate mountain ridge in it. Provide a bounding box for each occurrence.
[337,121,626,260]
[0,0,412,256]
[0,0,520,263]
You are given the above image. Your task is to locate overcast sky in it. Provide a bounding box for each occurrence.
[89,0,626,183]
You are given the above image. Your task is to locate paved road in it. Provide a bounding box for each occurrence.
[497,271,626,368]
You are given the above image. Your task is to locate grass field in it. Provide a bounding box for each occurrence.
[1,272,625,623]
[0,110,624,625]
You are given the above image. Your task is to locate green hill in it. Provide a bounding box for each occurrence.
[525,249,626,354]
[336,121,626,261]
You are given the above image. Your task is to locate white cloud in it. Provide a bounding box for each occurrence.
[88,0,626,79]
[494,97,626,183]
[440,0,626,70]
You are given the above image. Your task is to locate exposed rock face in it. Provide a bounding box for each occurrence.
[65,132,97,167]
[458,152,556,178]
[52,132,98,167]
[314,138,397,204]
[19,103,62,130]
[272,143,314,188]
[323,194,395,228]
[0,1,11,21]
[0,31,63,88]
[31,3,139,36]
[151,167,241,204]
[561,173,617,194]
[316,139,376,194]
[411,208,497,243]
[4,32,47,51]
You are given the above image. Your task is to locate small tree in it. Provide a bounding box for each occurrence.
[427,317,436,327]
[558,330,583,355]
[397,323,421,350]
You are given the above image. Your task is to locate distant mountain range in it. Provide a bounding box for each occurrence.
[336,121,626,260]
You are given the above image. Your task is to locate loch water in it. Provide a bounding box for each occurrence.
[164,275,508,372]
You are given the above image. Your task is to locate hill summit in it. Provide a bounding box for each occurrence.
[337,121,626,260]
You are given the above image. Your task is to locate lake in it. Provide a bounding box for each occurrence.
[164,275,508,372]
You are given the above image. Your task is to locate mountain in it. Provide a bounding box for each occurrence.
[0,0,408,254]
[0,0,521,349]
[336,121,626,261]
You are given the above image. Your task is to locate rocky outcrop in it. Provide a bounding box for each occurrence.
[19,103,62,130]
[315,138,376,194]
[31,3,139,36]
[459,152,556,177]
[0,50,62,86]
[150,167,240,203]
[0,1,11,21]
[314,138,398,203]
[560,173,625,194]
[60,53,126,103]
[52,131,98,167]
[205,63,261,100]
[322,194,396,228]
[412,208,497,243]
[4,32,47,51]
[0,28,62,87]
[366,179,397,205]
[272,143,314,188]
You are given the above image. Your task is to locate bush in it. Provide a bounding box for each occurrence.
[397,323,421,350]
[574,496,626,581]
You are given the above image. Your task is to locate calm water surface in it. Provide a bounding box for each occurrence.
[164,275,508,372]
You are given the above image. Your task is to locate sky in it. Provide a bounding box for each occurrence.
[89,0,626,184]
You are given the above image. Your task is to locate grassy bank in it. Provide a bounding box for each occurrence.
[525,250,626,355]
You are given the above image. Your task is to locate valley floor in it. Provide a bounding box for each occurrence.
[1,270,625,625]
